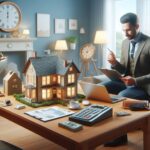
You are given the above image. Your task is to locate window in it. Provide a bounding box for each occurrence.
[68,74,75,84]
[115,0,136,58]
[42,76,51,86]
[58,75,61,84]
[42,88,52,100]
[67,87,75,97]
[32,89,36,99]
[69,67,73,72]
[42,89,47,99]
[57,89,62,99]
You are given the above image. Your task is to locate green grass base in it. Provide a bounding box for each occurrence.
[14,93,85,108]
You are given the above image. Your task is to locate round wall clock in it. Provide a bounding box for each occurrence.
[0,1,22,32]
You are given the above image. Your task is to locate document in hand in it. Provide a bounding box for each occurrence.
[99,68,123,82]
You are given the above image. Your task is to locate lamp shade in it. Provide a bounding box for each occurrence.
[23,29,30,35]
[80,27,85,34]
[94,30,107,44]
[55,40,68,51]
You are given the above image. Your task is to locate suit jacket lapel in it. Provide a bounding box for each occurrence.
[124,40,130,68]
[133,40,146,71]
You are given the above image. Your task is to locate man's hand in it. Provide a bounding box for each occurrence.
[107,50,117,65]
[121,76,136,86]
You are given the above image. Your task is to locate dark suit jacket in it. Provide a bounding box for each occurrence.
[113,33,150,95]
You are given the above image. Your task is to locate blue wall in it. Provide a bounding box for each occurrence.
[0,0,104,81]
[1,0,91,65]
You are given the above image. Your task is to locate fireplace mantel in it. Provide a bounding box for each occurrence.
[0,38,36,60]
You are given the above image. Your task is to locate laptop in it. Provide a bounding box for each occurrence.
[79,81,126,103]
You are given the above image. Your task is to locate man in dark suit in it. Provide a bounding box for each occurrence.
[103,12,150,146]
[103,12,150,100]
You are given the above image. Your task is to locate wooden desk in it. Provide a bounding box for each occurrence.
[0,96,150,150]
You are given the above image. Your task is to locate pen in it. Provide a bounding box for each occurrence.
[107,48,113,53]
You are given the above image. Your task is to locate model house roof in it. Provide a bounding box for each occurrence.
[3,71,21,81]
[23,56,80,76]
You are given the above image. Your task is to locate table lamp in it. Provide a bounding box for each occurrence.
[23,29,30,38]
[94,30,107,70]
[55,40,68,51]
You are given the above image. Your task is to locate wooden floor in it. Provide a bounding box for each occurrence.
[0,116,143,150]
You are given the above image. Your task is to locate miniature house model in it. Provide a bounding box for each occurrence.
[3,71,22,95]
[23,56,80,102]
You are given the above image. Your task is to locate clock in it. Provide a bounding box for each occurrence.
[0,1,22,32]
[80,43,95,61]
[80,43,98,77]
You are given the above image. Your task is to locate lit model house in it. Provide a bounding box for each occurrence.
[23,56,80,102]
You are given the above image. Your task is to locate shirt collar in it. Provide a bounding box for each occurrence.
[130,32,142,43]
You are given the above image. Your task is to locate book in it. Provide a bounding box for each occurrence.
[99,68,123,82]
[25,106,74,122]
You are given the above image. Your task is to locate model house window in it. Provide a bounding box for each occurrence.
[52,76,57,83]
[42,76,47,86]
[68,74,75,84]
[67,87,75,97]
[42,89,52,100]
[47,89,52,99]
[26,89,35,99]
[47,76,51,84]
[61,76,64,86]
[57,89,62,99]
[69,67,73,72]
[27,74,36,86]
[42,89,47,99]
[32,89,36,99]
[42,76,51,86]
[13,79,17,82]
[58,75,61,84]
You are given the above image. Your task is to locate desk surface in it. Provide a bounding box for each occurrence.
[0,96,150,150]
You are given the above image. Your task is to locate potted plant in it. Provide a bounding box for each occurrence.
[67,36,77,50]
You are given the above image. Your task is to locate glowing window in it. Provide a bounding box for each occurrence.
[42,76,46,85]
[67,87,71,97]
[68,74,75,84]
[67,87,75,97]
[57,89,62,98]
[69,67,73,72]
[58,75,61,84]
[42,89,47,99]
[47,76,51,84]
[47,89,52,99]
[53,76,57,82]
[32,89,36,99]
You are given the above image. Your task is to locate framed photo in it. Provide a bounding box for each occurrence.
[55,19,65,34]
[69,19,78,30]
[37,13,50,37]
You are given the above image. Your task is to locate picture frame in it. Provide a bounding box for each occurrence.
[55,19,65,34]
[69,19,78,30]
[37,13,50,37]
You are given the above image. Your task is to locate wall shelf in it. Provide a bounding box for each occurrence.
[0,38,36,60]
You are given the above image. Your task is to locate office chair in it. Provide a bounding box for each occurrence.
[0,140,22,150]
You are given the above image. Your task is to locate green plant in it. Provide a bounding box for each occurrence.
[66,36,77,43]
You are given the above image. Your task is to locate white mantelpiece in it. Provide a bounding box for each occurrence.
[0,38,36,60]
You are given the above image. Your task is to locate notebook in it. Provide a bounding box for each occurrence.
[79,81,126,103]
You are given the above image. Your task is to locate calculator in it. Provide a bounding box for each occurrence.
[69,104,112,126]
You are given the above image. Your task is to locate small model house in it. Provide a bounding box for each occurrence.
[3,71,22,95]
[23,56,80,102]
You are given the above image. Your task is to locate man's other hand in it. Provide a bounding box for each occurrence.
[107,50,117,65]
[121,76,136,86]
